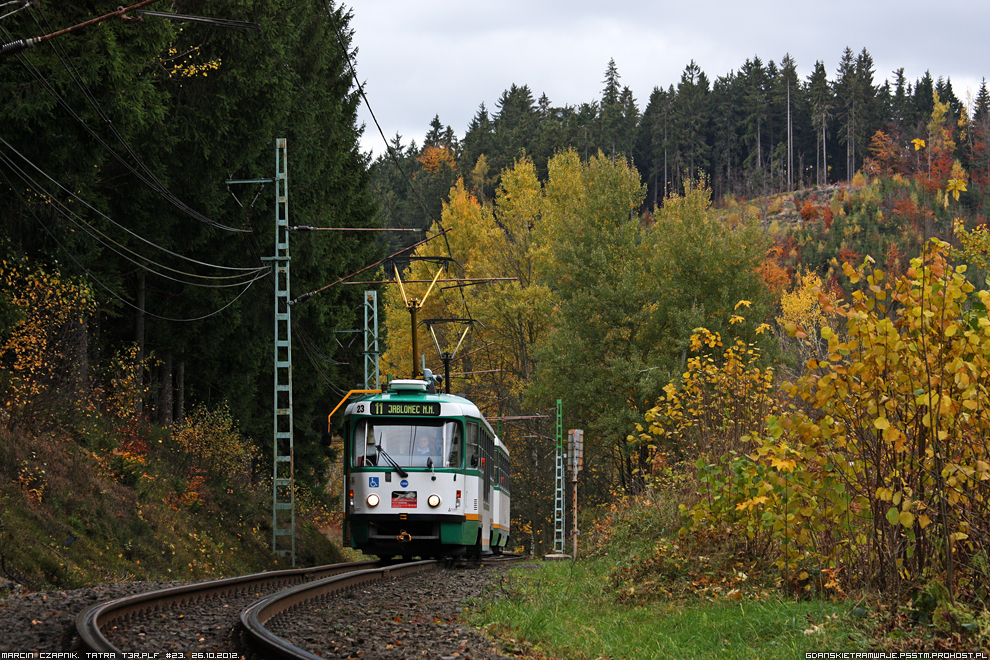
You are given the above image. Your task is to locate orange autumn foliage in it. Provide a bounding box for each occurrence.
[418,145,457,174]
[799,200,819,222]
[757,245,790,295]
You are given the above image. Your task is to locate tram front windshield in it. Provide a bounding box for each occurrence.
[352,419,462,468]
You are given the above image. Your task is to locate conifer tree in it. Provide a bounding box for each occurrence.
[890,67,911,128]
[913,72,936,132]
[741,57,770,172]
[709,72,745,197]
[1,0,380,487]
[492,84,539,176]
[834,47,859,182]
[777,54,800,190]
[673,61,711,186]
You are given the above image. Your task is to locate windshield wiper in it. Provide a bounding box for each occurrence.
[375,444,408,479]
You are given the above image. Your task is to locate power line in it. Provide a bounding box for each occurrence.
[289,228,451,305]
[136,11,260,32]
[0,13,247,233]
[0,0,35,23]
[325,2,470,312]
[0,0,160,56]
[0,159,264,289]
[325,6,431,219]
[0,167,270,323]
[0,137,267,287]
[325,6,476,326]
[30,6,250,234]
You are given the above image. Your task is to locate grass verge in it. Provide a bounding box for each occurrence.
[472,560,861,660]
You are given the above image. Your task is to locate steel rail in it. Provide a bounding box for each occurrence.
[75,560,381,654]
[240,559,439,660]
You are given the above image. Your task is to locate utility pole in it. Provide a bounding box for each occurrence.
[241,139,294,565]
[363,291,379,390]
[231,143,445,565]
[270,139,294,565]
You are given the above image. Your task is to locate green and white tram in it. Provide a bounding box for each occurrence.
[342,377,510,559]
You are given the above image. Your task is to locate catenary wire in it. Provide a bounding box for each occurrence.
[0,2,31,22]
[5,7,367,393]
[0,150,267,289]
[29,6,248,233]
[328,3,474,326]
[251,233,351,399]
[326,3,435,228]
[0,137,267,284]
[0,167,271,322]
[0,163,263,288]
[30,5,248,234]
[0,14,247,234]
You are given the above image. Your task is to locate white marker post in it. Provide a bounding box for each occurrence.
[567,429,584,558]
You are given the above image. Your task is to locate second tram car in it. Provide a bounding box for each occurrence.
[342,377,510,559]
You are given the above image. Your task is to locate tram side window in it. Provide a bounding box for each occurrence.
[498,453,510,494]
[481,428,493,504]
[466,421,479,467]
[446,423,462,468]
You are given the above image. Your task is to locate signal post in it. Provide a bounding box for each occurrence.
[568,429,584,558]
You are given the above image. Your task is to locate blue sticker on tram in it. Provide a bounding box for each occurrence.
[369,477,379,487]
[400,479,409,488]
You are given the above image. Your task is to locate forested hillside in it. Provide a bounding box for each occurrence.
[370,45,990,625]
[372,51,989,238]
[371,48,988,541]
[1,0,380,491]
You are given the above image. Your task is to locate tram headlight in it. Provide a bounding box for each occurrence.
[428,494,441,508]
[367,493,380,507]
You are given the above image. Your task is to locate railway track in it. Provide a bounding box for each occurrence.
[76,556,522,659]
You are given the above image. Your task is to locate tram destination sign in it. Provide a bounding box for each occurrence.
[369,401,441,416]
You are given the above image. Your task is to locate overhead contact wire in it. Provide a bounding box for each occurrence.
[0,168,270,322]
[31,6,247,233]
[0,138,266,284]
[1,15,246,233]
[328,5,475,327]
[30,7,247,233]
[0,150,269,291]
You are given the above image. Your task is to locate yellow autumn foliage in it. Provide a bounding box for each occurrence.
[634,323,778,465]
[682,241,990,599]
[1,258,96,427]
[775,270,838,366]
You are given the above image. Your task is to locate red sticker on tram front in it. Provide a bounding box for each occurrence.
[391,491,417,508]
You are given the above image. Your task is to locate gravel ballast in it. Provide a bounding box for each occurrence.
[0,563,523,658]
[269,563,518,659]
[0,580,184,653]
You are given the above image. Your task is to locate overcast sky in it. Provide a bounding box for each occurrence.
[347,1,989,158]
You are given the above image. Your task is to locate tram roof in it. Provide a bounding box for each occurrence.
[343,380,483,419]
[343,380,508,456]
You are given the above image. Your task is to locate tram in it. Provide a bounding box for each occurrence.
[342,375,510,559]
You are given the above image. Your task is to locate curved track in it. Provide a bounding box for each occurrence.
[240,560,439,659]
[75,560,385,655]
[77,555,523,659]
